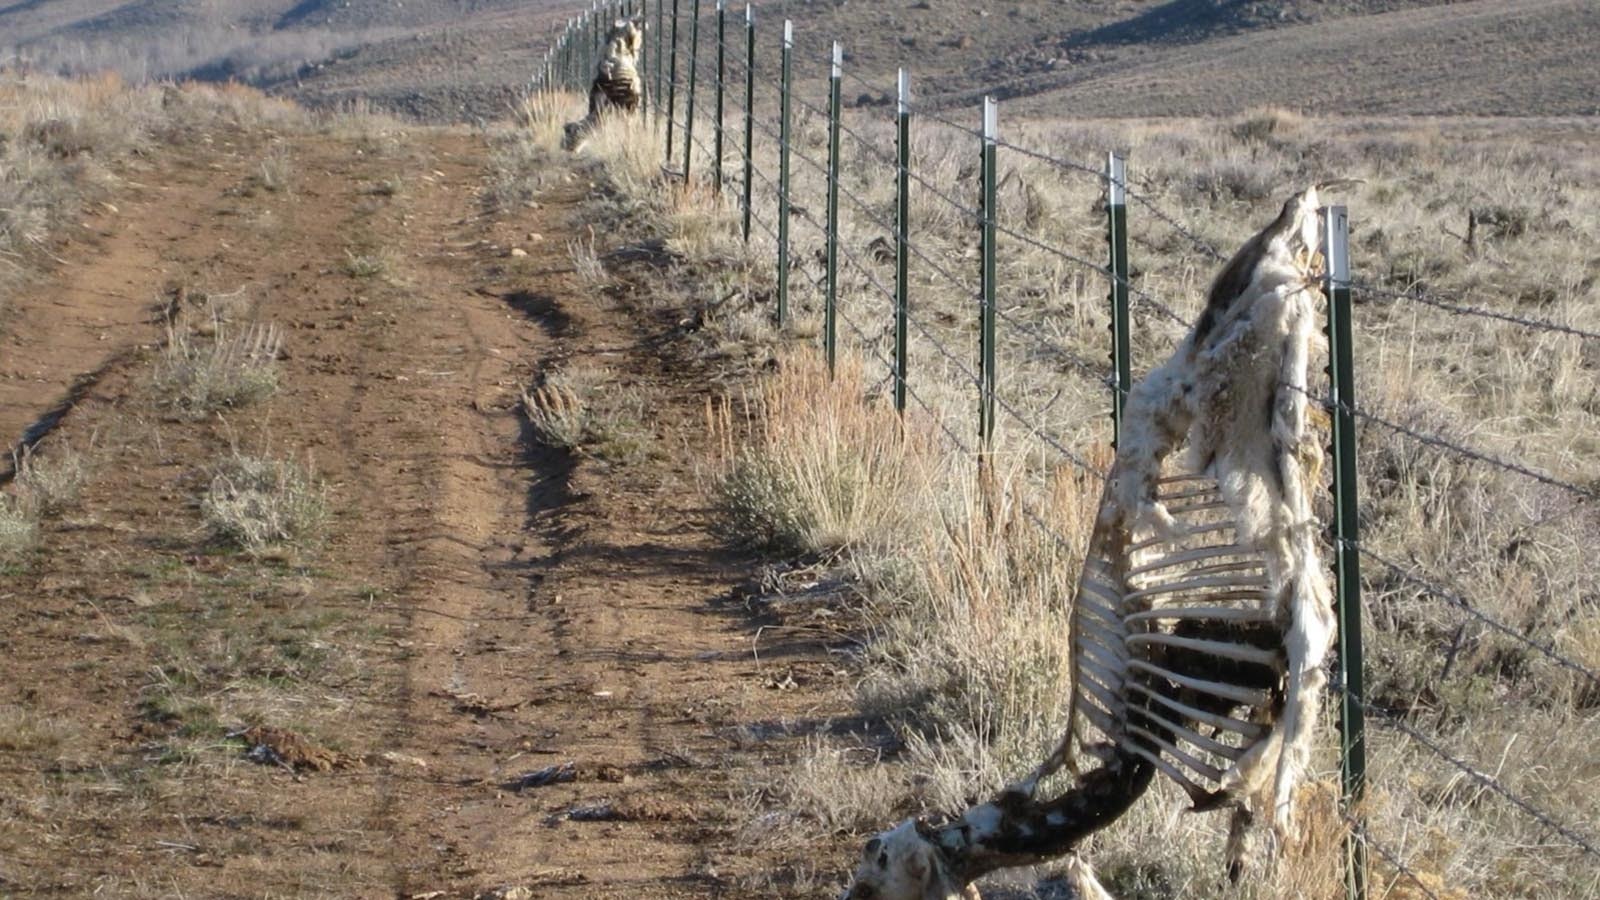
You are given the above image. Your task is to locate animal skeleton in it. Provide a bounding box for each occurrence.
[563,19,647,152]
[846,187,1337,900]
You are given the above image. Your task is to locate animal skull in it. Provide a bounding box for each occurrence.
[844,821,974,900]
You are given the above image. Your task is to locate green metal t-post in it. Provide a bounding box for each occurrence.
[714,0,726,195]
[665,0,680,166]
[824,41,842,376]
[740,4,754,243]
[776,19,793,328]
[1106,152,1131,447]
[1324,204,1368,900]
[653,0,664,115]
[684,0,701,180]
[637,1,648,110]
[979,97,998,448]
[893,68,910,415]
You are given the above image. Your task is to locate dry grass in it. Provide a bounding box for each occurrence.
[567,229,608,284]
[201,450,329,555]
[0,441,89,561]
[522,366,653,463]
[707,353,944,557]
[575,85,1600,897]
[10,442,89,516]
[0,491,37,562]
[341,250,390,279]
[155,318,282,414]
[0,72,312,321]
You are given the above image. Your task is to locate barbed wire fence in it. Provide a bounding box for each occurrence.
[529,4,1600,899]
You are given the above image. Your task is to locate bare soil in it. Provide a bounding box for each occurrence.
[0,120,851,896]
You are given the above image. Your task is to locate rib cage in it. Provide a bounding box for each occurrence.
[1069,472,1285,807]
[563,20,645,152]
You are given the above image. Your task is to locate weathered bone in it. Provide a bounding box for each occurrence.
[1123,573,1270,601]
[1125,723,1227,782]
[1127,543,1252,576]
[1125,744,1212,802]
[1123,605,1277,625]
[1127,520,1236,553]
[1076,616,1129,652]
[1126,681,1266,738]
[846,188,1337,900]
[1126,660,1271,707]
[1124,633,1283,668]
[1127,705,1245,761]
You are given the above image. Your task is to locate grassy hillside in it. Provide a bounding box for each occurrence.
[0,0,568,119]
[7,0,1599,121]
[756,0,1596,118]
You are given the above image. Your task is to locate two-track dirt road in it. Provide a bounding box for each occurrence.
[0,118,848,897]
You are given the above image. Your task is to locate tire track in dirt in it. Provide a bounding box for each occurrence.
[374,150,858,898]
[0,121,854,898]
[0,153,233,470]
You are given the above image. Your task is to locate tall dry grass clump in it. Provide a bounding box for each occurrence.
[0,491,38,562]
[202,450,328,555]
[712,350,1111,869]
[708,352,943,556]
[155,318,283,415]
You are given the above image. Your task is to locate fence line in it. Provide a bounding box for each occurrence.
[1339,684,1600,859]
[530,6,1597,898]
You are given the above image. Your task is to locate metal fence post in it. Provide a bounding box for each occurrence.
[824,41,842,376]
[740,4,754,243]
[979,97,998,448]
[1106,152,1131,447]
[653,0,664,115]
[1323,204,1368,900]
[776,19,793,328]
[637,1,648,109]
[894,68,910,415]
[684,0,701,179]
[714,0,726,195]
[665,0,680,166]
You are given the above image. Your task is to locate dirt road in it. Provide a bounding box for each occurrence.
[0,119,847,897]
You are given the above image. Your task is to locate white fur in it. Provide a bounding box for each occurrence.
[845,188,1339,899]
[1107,187,1335,852]
[845,820,974,900]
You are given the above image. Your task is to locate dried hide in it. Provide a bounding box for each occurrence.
[844,187,1337,900]
[1079,185,1336,855]
[562,19,646,152]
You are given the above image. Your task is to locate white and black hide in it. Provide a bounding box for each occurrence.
[562,19,646,151]
[845,187,1337,900]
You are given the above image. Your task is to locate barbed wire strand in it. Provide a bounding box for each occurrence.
[721,49,900,170]
[1351,278,1600,343]
[1347,540,1600,692]
[742,111,985,302]
[1345,816,1444,900]
[704,48,1200,333]
[1284,383,1598,502]
[1344,686,1600,858]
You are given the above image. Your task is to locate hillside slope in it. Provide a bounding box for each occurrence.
[7,0,1598,121]
[987,0,1600,117]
